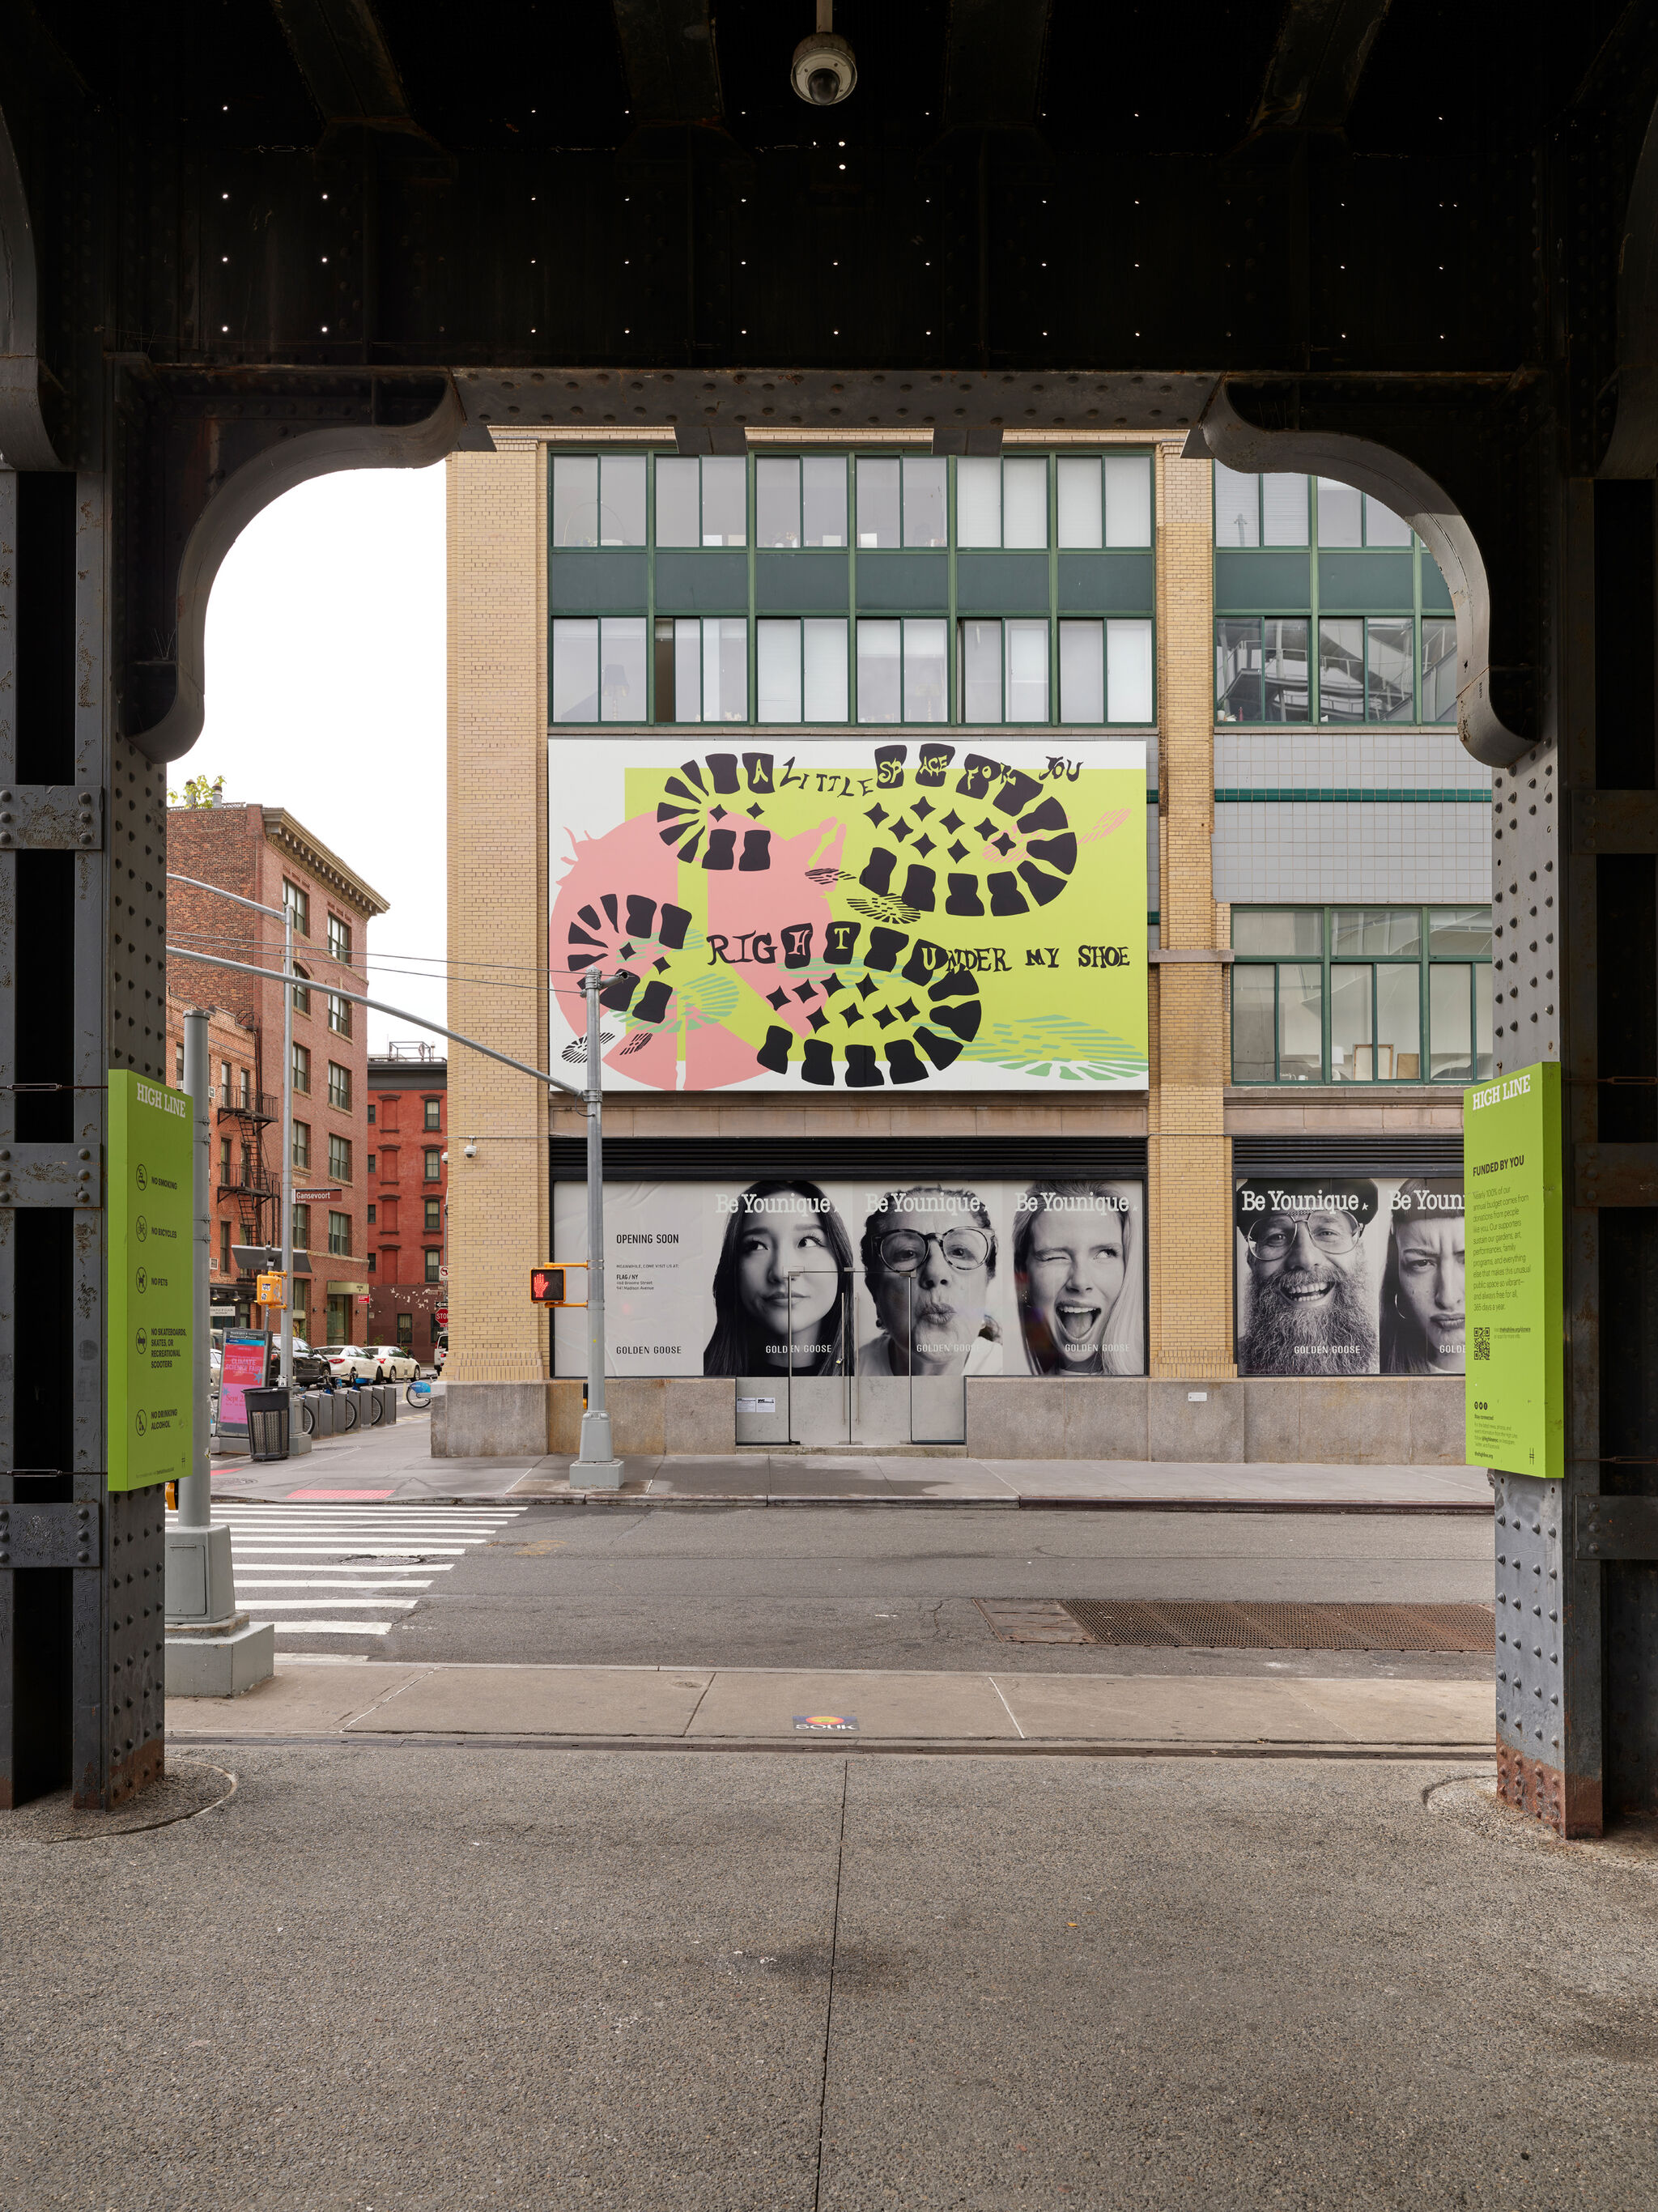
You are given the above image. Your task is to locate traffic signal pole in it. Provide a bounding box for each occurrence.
[574,968,622,1488]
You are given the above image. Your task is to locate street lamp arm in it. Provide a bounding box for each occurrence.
[162,944,585,1095]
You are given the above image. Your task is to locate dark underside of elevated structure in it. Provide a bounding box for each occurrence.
[2,0,1657,1828]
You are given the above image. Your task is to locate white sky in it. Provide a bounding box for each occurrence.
[195,462,449,1054]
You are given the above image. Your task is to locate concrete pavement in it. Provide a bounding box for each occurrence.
[5,1745,1656,2210]
[168,1657,1494,1752]
[216,1404,1494,1511]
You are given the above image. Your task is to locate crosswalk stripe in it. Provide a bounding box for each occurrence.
[166,1500,521,1642]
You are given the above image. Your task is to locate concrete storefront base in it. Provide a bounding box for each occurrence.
[434,1375,1466,1463]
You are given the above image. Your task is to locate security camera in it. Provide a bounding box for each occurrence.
[792,4,856,105]
[462,1141,478,1160]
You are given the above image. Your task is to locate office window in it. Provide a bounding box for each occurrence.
[291,1203,311,1252]
[219,1220,231,1274]
[287,1042,308,1096]
[220,1061,232,1103]
[367,1101,376,1125]
[424,1249,443,1283]
[856,619,946,723]
[367,1250,376,1274]
[654,454,746,547]
[424,1197,442,1233]
[292,965,311,1015]
[651,617,747,722]
[551,453,647,547]
[1056,618,1155,724]
[1215,618,1312,724]
[1422,618,1458,723]
[329,1133,352,1182]
[423,1147,442,1182]
[239,1067,251,1108]
[327,1061,351,1111]
[854,456,947,547]
[367,1154,376,1176]
[327,992,351,1037]
[956,455,1048,548]
[959,619,1050,724]
[423,1098,440,1130]
[291,1121,310,1171]
[283,879,310,937]
[397,1312,414,1351]
[1316,478,1414,547]
[756,618,849,722]
[756,455,848,547]
[1231,907,1491,1083]
[328,1209,351,1257]
[552,615,648,722]
[174,1041,185,1083]
[1056,454,1154,548]
[1317,617,1415,722]
[327,913,351,964]
[219,1132,232,1182]
[1213,466,1310,548]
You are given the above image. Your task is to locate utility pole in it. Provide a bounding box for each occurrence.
[572,968,622,1489]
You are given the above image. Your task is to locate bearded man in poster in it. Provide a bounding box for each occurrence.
[1235,1179,1380,1376]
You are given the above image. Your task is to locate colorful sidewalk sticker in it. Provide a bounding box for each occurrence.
[549,736,1148,1092]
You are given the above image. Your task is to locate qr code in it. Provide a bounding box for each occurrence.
[1473,1327,1490,1363]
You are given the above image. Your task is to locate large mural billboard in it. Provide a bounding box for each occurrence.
[551,1176,1147,1380]
[548,737,1148,1092]
[1233,1175,1465,1377]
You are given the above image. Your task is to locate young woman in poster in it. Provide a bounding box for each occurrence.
[702,1178,855,1376]
[1013,1180,1145,1376]
[1379,1178,1466,1375]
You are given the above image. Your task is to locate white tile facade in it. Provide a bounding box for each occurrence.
[1210,730,1491,904]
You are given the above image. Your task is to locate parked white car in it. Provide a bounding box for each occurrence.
[368,1343,421,1382]
[322,1344,380,1383]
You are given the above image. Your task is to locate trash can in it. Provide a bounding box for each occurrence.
[246,1388,291,1463]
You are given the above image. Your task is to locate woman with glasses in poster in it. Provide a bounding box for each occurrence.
[703,1178,854,1377]
[856,1185,1004,1376]
[1380,1177,1466,1375]
[1013,1180,1145,1376]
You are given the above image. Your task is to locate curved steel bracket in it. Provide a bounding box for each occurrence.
[0,101,64,469]
[125,377,476,765]
[1184,384,1528,769]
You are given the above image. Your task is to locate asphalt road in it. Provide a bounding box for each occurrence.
[6,1745,1654,2212]
[253,1504,1495,1674]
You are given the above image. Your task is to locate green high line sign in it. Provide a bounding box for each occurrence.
[1464,1059,1564,1482]
[107,1070,194,1492]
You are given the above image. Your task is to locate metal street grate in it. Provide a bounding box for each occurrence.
[1056,1600,1496,1653]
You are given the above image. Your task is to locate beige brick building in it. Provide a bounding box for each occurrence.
[441,432,1482,1461]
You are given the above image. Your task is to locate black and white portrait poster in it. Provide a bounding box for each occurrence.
[551,1176,1147,1380]
[1233,1176,1465,1377]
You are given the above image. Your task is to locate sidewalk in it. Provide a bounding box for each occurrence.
[215,1408,1494,1512]
[168,1657,1494,1753]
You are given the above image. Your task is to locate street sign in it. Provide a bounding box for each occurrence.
[438,1266,449,1281]
[108,1071,194,1492]
[435,1305,449,1328]
[1465,1058,1564,1481]
[531,1263,587,1307]
[293,1187,342,1202]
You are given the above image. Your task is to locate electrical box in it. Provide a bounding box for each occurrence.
[255,1270,286,1308]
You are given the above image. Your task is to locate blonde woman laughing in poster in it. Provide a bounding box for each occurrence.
[1014,1181,1145,1376]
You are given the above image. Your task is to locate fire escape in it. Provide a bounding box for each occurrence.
[216,1082,280,1253]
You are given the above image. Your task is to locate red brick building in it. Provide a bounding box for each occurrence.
[367,1048,448,1359]
[166,804,389,1346]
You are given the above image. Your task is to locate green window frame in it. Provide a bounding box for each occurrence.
[546,445,1157,727]
[1213,471,1455,726]
[1229,905,1492,1086]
